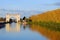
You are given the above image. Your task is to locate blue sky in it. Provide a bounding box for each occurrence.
[0,0,60,11]
[0,0,60,18]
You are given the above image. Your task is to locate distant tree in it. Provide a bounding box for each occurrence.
[29,19,32,22]
[23,16,26,20]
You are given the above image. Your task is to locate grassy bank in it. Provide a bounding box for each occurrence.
[28,21,60,31]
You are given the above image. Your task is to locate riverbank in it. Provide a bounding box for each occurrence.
[28,21,60,31]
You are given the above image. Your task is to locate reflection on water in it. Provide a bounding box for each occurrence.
[23,24,27,30]
[5,23,20,32]
[0,24,5,29]
[1,23,60,40]
[0,23,60,40]
[30,24,60,40]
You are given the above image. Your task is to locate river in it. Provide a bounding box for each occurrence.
[0,23,60,40]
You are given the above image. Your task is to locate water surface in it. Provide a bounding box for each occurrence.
[0,23,50,40]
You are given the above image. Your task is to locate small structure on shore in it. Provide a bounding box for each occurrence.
[6,13,20,23]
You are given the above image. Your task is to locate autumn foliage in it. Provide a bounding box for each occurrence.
[30,25,60,40]
[29,9,60,23]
